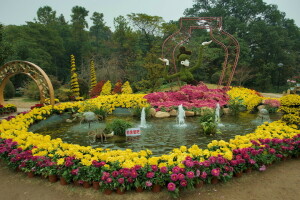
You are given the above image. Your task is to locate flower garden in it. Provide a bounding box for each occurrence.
[0,84,299,198]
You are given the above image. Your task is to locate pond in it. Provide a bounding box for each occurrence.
[29,112,282,156]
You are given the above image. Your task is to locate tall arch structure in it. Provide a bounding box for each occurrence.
[0,60,55,106]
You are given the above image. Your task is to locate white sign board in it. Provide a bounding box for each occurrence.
[125,128,141,137]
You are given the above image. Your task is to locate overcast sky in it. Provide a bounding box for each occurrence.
[0,0,299,29]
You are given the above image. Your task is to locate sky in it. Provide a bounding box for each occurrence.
[0,0,299,29]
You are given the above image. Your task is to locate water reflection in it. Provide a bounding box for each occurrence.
[31,112,282,156]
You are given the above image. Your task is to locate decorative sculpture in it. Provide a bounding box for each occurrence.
[161,17,240,88]
[160,41,211,84]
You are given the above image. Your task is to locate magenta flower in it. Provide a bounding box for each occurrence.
[211,168,220,177]
[146,171,155,178]
[106,177,112,183]
[118,178,124,184]
[180,180,187,187]
[171,174,178,181]
[186,171,195,179]
[160,166,168,174]
[167,182,176,191]
[71,168,79,175]
[130,170,138,178]
[178,173,185,180]
[112,170,119,177]
[151,165,158,172]
[172,166,180,173]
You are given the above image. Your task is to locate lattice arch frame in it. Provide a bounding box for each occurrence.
[0,60,55,106]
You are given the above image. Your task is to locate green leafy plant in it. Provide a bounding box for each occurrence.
[228,97,246,115]
[199,109,220,135]
[106,119,132,136]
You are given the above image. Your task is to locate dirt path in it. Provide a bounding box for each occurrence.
[1,159,300,200]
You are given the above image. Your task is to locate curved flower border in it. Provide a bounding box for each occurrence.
[0,92,299,197]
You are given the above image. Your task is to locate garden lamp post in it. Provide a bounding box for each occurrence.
[277,63,283,92]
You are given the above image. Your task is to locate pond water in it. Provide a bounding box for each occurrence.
[29,112,282,156]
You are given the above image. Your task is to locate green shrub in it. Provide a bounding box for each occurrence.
[48,75,62,90]
[78,78,89,97]
[228,97,246,115]
[4,80,15,99]
[106,119,132,136]
[23,81,40,100]
[55,86,73,102]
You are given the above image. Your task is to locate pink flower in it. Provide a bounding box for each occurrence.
[196,169,201,177]
[106,177,112,183]
[259,165,266,171]
[211,168,220,177]
[186,171,195,179]
[201,172,207,179]
[145,181,152,187]
[167,182,176,191]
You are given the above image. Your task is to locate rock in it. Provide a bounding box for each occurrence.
[66,119,73,123]
[149,108,156,117]
[257,105,265,111]
[222,108,231,115]
[185,111,195,116]
[155,111,170,118]
[169,109,177,117]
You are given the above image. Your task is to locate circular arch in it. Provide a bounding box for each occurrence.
[0,60,55,106]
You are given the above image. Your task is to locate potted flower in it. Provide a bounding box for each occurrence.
[41,160,58,182]
[99,171,115,195]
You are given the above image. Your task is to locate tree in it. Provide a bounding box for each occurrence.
[36,6,57,25]
[184,0,300,91]
[127,13,164,53]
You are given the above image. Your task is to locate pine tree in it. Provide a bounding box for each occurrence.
[70,54,80,97]
[89,60,97,91]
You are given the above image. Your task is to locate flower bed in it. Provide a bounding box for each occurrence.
[0,104,17,116]
[0,92,299,197]
[144,84,229,110]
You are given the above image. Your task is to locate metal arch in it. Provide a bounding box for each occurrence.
[161,17,240,88]
[0,60,55,106]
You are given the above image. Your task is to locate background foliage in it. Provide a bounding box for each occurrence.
[0,1,299,93]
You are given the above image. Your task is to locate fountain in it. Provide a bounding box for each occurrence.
[176,104,187,127]
[139,107,148,128]
[215,103,224,127]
